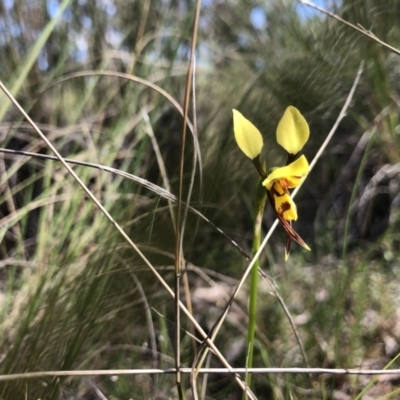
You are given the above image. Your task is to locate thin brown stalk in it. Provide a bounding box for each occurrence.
[174,0,202,396]
[182,58,202,357]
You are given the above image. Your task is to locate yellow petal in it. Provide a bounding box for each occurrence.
[276,106,309,155]
[233,109,264,159]
[271,182,298,221]
[262,155,309,190]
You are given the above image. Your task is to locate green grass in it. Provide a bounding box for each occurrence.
[1,0,400,398]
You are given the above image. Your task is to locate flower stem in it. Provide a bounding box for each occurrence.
[244,179,267,397]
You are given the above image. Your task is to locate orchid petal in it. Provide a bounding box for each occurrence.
[233,109,264,159]
[271,182,298,221]
[277,106,309,155]
[262,155,309,190]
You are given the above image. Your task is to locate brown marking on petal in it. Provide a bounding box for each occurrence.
[278,201,291,215]
[271,185,282,197]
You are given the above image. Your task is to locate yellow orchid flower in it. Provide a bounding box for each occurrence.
[233,106,311,260]
[264,156,311,260]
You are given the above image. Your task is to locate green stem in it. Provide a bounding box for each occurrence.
[244,180,267,397]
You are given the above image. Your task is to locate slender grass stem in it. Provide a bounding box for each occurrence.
[244,180,267,398]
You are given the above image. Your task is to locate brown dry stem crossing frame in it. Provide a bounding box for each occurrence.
[0,367,400,381]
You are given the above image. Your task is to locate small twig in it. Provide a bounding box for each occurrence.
[91,384,109,400]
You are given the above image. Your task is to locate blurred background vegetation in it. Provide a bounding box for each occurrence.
[1,0,400,398]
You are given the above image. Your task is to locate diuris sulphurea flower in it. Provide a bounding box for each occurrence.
[233,106,311,260]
